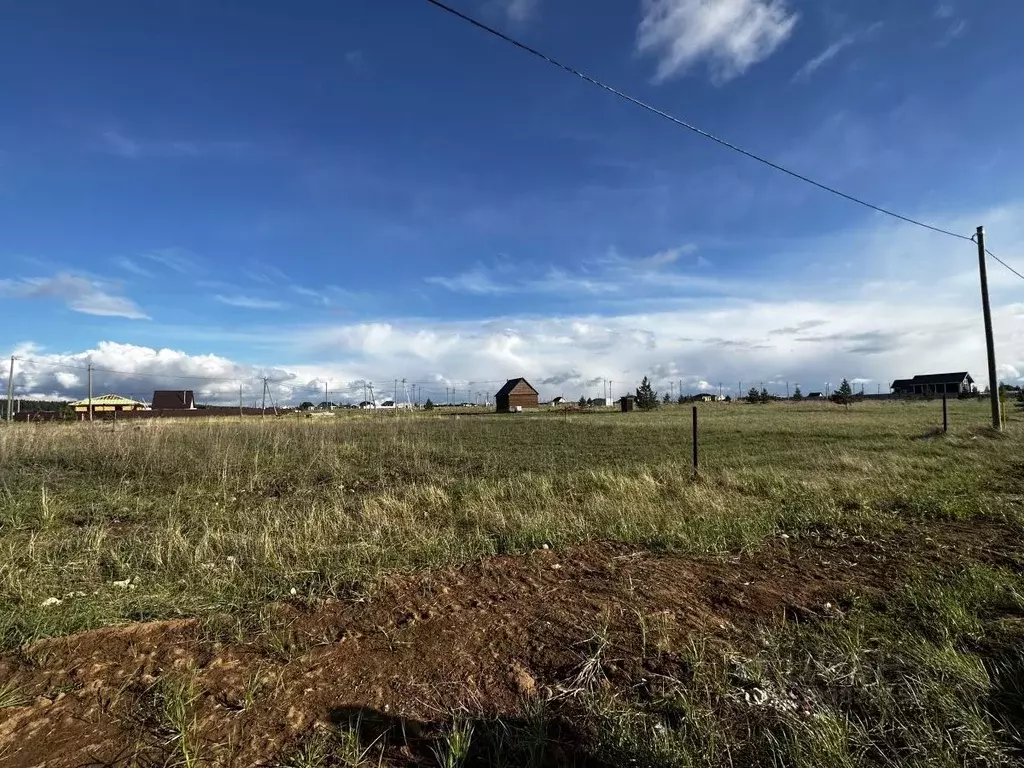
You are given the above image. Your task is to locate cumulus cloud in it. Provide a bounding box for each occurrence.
[637,0,799,83]
[10,205,1024,405]
[0,273,148,319]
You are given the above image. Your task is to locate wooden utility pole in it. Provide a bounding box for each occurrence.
[261,377,268,418]
[5,356,13,424]
[239,384,243,420]
[88,361,93,422]
[976,226,1002,430]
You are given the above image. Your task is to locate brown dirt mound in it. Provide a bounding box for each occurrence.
[0,520,1017,767]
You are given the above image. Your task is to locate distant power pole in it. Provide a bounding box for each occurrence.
[5,356,13,424]
[738,381,742,399]
[325,381,329,409]
[976,226,1002,430]
[239,384,243,420]
[786,382,790,399]
[88,361,94,422]
[261,377,269,418]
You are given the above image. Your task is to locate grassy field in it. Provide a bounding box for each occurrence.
[1,399,1023,765]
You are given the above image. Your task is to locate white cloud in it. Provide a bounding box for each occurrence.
[8,342,281,404]
[637,0,799,83]
[503,0,539,22]
[0,273,148,319]
[143,248,200,274]
[214,294,287,310]
[9,205,1024,405]
[115,257,155,278]
[939,19,967,45]
[934,2,954,19]
[792,22,883,82]
[99,130,140,158]
[96,129,249,160]
[793,34,856,81]
[426,245,721,297]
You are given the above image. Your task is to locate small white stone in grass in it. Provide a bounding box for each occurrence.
[824,602,833,610]
[551,563,561,570]
[290,588,297,595]
[780,533,790,540]
[112,578,132,589]
[40,597,63,607]
[541,544,550,550]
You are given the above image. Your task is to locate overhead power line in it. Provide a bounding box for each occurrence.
[985,249,1024,283]
[423,0,975,243]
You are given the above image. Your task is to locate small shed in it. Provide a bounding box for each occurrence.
[495,378,539,413]
[550,396,566,406]
[152,390,195,410]
[620,395,635,412]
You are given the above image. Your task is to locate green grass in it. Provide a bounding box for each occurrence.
[0,400,1019,648]
[574,562,1024,767]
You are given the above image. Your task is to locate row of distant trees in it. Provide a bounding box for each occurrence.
[631,377,859,411]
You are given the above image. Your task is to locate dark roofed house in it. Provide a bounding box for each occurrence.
[495,378,539,413]
[152,390,195,410]
[890,379,913,395]
[892,372,973,397]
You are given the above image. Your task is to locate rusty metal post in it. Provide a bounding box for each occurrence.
[942,393,948,433]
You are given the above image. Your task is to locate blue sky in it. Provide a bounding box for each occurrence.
[4,0,1024,403]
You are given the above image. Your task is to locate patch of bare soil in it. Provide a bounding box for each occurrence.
[0,520,1019,767]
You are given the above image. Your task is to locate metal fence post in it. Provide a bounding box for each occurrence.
[942,394,948,433]
[692,406,698,472]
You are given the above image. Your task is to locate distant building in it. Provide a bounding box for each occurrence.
[891,372,974,397]
[71,394,148,420]
[591,398,608,407]
[495,378,540,412]
[152,390,195,410]
[550,396,566,406]
[620,395,635,412]
[806,392,824,399]
[694,393,715,402]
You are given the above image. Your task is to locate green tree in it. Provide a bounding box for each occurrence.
[635,377,658,410]
[663,391,672,404]
[832,378,854,405]
[792,386,803,401]
[578,395,587,407]
[424,398,435,410]
[298,401,314,411]
[760,387,769,402]
[747,387,761,403]
[677,394,686,404]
